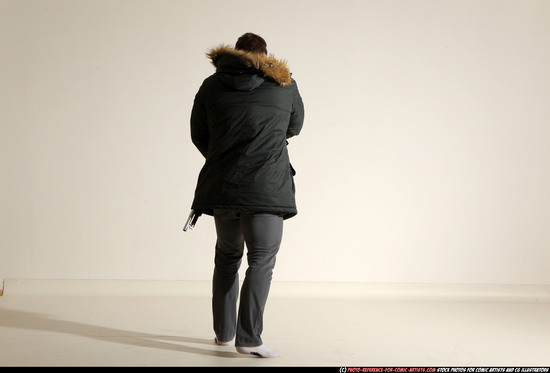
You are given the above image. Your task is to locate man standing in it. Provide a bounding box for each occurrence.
[190,33,304,358]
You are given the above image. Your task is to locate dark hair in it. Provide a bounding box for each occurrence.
[235,33,267,54]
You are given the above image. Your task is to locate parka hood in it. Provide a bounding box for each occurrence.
[207,45,293,87]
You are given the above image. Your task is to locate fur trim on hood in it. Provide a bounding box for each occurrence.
[207,45,292,87]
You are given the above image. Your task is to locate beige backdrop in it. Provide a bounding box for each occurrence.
[2,0,549,288]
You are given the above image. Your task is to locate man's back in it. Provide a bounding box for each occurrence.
[191,45,304,219]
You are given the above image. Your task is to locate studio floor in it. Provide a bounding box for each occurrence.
[0,280,549,367]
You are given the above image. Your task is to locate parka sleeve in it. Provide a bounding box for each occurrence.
[190,85,209,158]
[286,80,305,139]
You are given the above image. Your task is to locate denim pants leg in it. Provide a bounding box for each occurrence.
[212,209,283,347]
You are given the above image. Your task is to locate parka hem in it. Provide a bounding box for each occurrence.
[192,205,297,220]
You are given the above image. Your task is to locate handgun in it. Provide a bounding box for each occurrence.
[183,209,200,232]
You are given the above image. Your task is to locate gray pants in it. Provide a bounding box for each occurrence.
[212,209,283,347]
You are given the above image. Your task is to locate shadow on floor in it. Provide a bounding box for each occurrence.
[0,307,241,359]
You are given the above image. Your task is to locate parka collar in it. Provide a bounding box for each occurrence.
[207,45,292,87]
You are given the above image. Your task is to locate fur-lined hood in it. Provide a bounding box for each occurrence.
[207,45,292,87]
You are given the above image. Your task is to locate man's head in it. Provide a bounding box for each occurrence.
[235,33,267,54]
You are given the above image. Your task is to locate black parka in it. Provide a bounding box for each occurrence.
[190,45,305,219]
